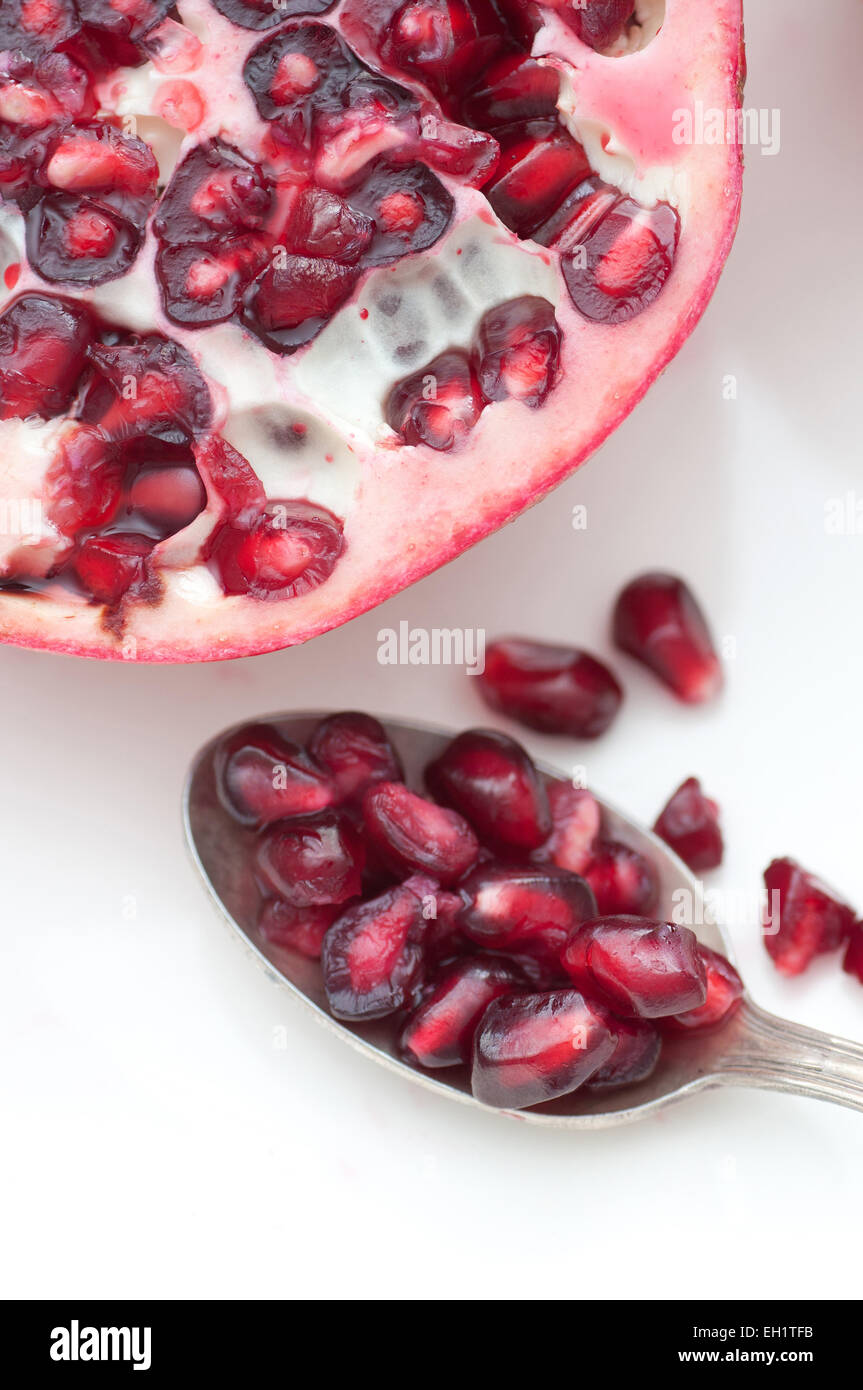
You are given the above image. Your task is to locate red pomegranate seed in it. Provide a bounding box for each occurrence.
[0,50,92,127]
[564,0,633,50]
[44,123,159,198]
[457,862,597,970]
[654,777,723,872]
[763,858,856,977]
[44,425,123,536]
[154,139,273,246]
[362,781,479,886]
[308,711,403,803]
[533,782,601,876]
[473,297,561,409]
[255,810,365,906]
[382,0,505,101]
[585,1017,661,1090]
[485,120,592,239]
[72,532,155,606]
[400,956,521,1068]
[385,349,483,451]
[843,923,863,986]
[243,255,360,352]
[471,988,618,1109]
[346,157,454,265]
[257,898,340,959]
[322,873,435,1019]
[462,54,559,130]
[157,238,270,327]
[562,197,680,324]
[664,945,743,1032]
[127,463,207,534]
[243,21,355,130]
[415,118,499,186]
[215,722,335,827]
[583,839,659,917]
[284,185,374,264]
[26,194,142,286]
[208,499,344,600]
[478,636,622,736]
[193,433,265,521]
[613,572,722,704]
[0,0,79,50]
[77,0,174,40]
[0,292,94,421]
[212,0,334,31]
[153,79,205,132]
[533,175,620,252]
[426,728,551,852]
[63,205,117,258]
[562,917,708,1019]
[87,335,212,442]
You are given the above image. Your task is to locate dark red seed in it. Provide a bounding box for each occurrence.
[208,499,344,600]
[613,572,722,704]
[843,923,863,986]
[255,810,365,906]
[664,945,743,1032]
[462,54,560,130]
[215,722,335,827]
[257,898,340,958]
[156,238,270,327]
[284,185,374,264]
[86,334,213,443]
[77,0,174,40]
[763,858,856,977]
[0,292,94,420]
[564,0,633,51]
[473,298,561,409]
[533,782,601,876]
[426,728,551,853]
[457,862,597,970]
[308,711,403,803]
[471,988,618,1109]
[26,193,143,286]
[583,839,659,917]
[562,197,680,324]
[243,21,355,132]
[0,49,92,127]
[562,917,708,1019]
[485,120,592,239]
[362,781,479,886]
[0,0,80,53]
[400,956,520,1068]
[44,425,123,536]
[654,777,723,872]
[243,255,360,353]
[348,156,454,265]
[154,138,273,245]
[382,0,506,102]
[212,0,336,30]
[72,531,154,605]
[585,1017,661,1090]
[322,873,435,1019]
[478,636,622,736]
[385,349,483,451]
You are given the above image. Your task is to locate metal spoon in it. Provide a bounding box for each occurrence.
[183,712,863,1126]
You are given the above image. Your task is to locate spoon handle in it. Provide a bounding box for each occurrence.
[712,1000,863,1113]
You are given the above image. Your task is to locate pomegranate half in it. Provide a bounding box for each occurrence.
[0,0,744,660]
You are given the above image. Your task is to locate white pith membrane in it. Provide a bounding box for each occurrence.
[0,0,743,660]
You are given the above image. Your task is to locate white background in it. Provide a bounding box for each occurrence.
[1,0,862,1301]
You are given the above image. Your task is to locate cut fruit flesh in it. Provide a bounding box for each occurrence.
[0,0,743,660]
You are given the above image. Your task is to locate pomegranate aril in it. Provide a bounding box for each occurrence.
[0,123,53,206]
[664,945,743,1033]
[76,0,174,41]
[386,349,483,451]
[0,292,94,421]
[843,924,863,986]
[400,957,520,1068]
[362,780,479,885]
[415,117,499,186]
[212,0,337,30]
[478,636,621,735]
[215,723,335,827]
[44,424,123,536]
[284,186,374,264]
[124,458,206,536]
[308,711,403,803]
[564,0,633,50]
[154,140,273,246]
[0,0,80,54]
[348,157,454,265]
[485,120,591,240]
[381,0,506,103]
[613,572,722,704]
[193,433,265,521]
[763,858,856,978]
[654,777,723,872]
[243,255,360,353]
[562,917,708,1020]
[562,197,680,324]
[585,1017,661,1091]
[43,123,158,199]
[462,54,560,130]
[86,335,212,443]
[426,728,551,853]
[533,782,601,876]
[209,499,344,600]
[257,898,340,959]
[26,194,143,286]
[157,238,270,327]
[244,22,355,133]
[72,531,155,606]
[255,810,365,906]
[471,988,617,1109]
[532,175,619,251]
[583,839,659,917]
[457,862,597,969]
[473,296,561,409]
[322,873,434,1019]
[0,50,92,127]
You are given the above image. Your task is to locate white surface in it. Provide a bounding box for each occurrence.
[1,0,862,1301]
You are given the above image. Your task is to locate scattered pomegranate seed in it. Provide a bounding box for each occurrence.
[478,636,622,736]
[426,728,551,852]
[44,123,159,197]
[533,783,601,876]
[126,460,207,535]
[157,238,270,326]
[843,924,863,986]
[386,349,483,451]
[613,572,723,704]
[457,862,597,971]
[309,711,404,803]
[471,989,618,1109]
[215,723,335,827]
[0,50,92,127]
[72,531,155,606]
[0,293,94,421]
[257,898,340,959]
[255,811,365,906]
[322,873,435,1019]
[763,858,856,977]
[212,0,331,31]
[208,499,344,600]
[77,0,174,41]
[654,777,723,872]
[583,839,659,917]
[562,199,681,324]
[562,917,708,1019]
[664,945,744,1032]
[585,1017,662,1091]
[400,956,521,1068]
[362,781,479,885]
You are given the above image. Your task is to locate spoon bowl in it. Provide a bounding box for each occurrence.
[183,712,863,1125]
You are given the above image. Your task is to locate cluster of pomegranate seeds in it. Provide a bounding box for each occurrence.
[216,712,745,1111]
[762,858,856,979]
